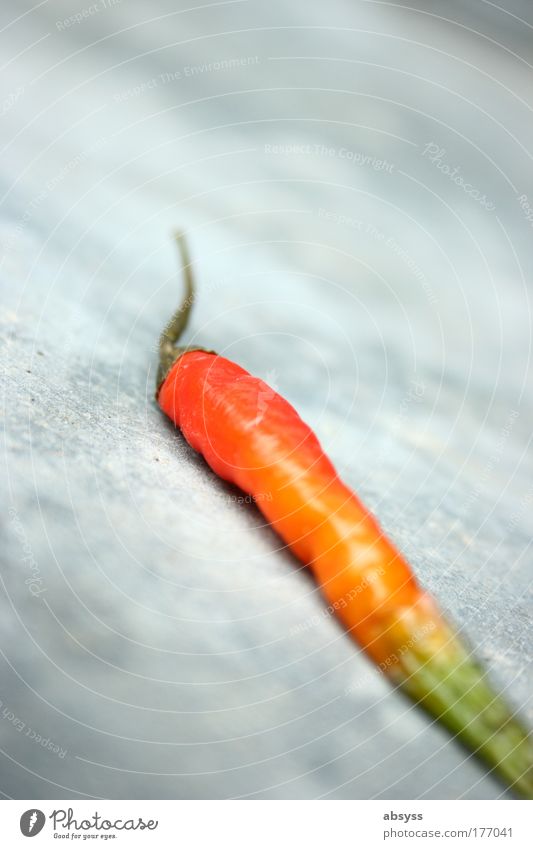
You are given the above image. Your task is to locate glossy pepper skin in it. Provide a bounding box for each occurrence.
[159,351,427,661]
[156,236,533,798]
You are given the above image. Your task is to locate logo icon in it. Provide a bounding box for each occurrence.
[20,809,45,837]
[251,368,279,425]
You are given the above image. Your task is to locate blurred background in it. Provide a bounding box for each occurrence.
[1,0,532,799]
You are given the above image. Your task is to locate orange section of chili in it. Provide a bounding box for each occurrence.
[156,237,533,798]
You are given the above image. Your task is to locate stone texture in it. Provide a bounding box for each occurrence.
[0,0,532,799]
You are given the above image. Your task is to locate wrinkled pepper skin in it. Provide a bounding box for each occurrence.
[159,351,434,661]
[158,349,533,798]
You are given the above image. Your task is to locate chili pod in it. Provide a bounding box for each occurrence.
[156,234,533,798]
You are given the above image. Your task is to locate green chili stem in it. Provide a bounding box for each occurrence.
[394,635,533,797]
[156,232,214,392]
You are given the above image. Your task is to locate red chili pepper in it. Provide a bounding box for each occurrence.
[156,234,533,798]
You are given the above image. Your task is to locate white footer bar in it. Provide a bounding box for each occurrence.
[1,799,531,848]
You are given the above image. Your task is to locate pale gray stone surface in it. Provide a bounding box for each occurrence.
[0,0,532,799]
